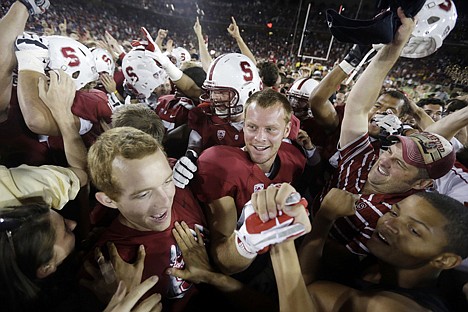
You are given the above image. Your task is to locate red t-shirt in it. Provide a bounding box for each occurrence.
[192,143,306,217]
[0,87,51,167]
[94,187,206,312]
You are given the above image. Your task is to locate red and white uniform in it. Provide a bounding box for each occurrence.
[155,95,194,132]
[193,143,306,216]
[188,106,244,150]
[434,161,468,207]
[316,133,419,256]
[94,188,206,312]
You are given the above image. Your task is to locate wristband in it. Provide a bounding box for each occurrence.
[338,60,354,75]
[162,59,183,81]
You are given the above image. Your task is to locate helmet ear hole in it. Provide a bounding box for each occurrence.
[427,16,440,24]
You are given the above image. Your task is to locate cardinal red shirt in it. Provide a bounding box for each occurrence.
[94,187,207,312]
[193,143,306,216]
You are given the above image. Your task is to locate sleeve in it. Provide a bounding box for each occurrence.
[72,90,112,124]
[287,114,301,140]
[7,165,80,209]
[338,132,373,164]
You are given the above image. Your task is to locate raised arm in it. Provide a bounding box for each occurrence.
[340,8,415,147]
[299,188,358,285]
[0,1,30,122]
[271,241,315,312]
[139,27,202,100]
[405,99,435,130]
[155,28,168,50]
[193,17,212,72]
[205,196,256,274]
[308,66,345,132]
[38,70,88,186]
[227,17,257,65]
[425,105,468,141]
[16,34,65,135]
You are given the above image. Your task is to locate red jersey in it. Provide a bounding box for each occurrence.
[188,106,244,150]
[155,95,194,132]
[47,88,111,151]
[192,143,306,217]
[316,133,419,256]
[0,87,51,167]
[95,187,207,312]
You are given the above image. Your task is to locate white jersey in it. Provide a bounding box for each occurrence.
[433,162,468,207]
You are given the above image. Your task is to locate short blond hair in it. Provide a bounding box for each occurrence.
[88,127,162,200]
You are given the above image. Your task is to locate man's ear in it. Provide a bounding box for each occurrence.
[95,192,118,209]
[36,263,56,279]
[412,178,433,190]
[283,121,292,139]
[431,253,462,270]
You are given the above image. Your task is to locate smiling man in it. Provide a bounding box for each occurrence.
[286,189,468,312]
[87,127,207,310]
[313,8,455,258]
[192,89,306,279]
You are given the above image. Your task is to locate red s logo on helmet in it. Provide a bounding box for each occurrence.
[102,54,112,65]
[61,47,81,67]
[125,66,139,82]
[240,61,253,82]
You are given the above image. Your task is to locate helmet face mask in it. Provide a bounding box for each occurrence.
[202,87,241,118]
[202,53,262,120]
[288,94,311,120]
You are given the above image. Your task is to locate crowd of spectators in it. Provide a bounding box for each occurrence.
[1,0,465,91]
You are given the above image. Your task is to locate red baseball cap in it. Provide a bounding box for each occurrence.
[388,131,455,179]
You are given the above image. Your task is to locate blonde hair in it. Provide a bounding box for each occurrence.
[88,127,162,200]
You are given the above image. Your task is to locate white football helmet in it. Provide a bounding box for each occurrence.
[122,48,168,99]
[171,47,191,68]
[47,36,98,90]
[201,53,262,119]
[91,47,115,75]
[287,78,319,120]
[401,0,457,58]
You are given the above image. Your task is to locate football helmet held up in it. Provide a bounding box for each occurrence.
[401,0,457,58]
[171,47,191,68]
[91,47,115,75]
